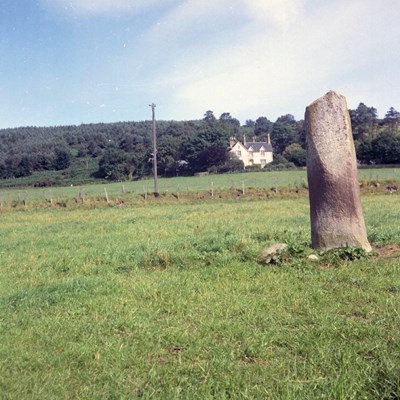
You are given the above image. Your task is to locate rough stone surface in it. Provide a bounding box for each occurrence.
[308,254,319,261]
[305,91,372,252]
[261,243,288,258]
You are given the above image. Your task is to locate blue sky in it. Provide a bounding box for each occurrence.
[0,0,399,129]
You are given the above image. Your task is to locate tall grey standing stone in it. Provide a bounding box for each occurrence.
[305,91,372,252]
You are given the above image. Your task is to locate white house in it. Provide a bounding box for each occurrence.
[229,135,273,168]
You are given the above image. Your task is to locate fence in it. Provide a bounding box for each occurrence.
[0,168,398,210]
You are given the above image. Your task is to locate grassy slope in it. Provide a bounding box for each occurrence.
[0,167,399,205]
[0,194,399,399]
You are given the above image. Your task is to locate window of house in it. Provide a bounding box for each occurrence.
[261,159,266,166]
[260,151,265,156]
[236,151,241,156]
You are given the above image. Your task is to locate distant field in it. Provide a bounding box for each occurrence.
[0,167,399,206]
[0,190,399,398]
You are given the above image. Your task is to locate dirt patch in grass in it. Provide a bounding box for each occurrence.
[376,243,400,259]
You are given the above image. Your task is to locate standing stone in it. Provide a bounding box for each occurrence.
[305,91,371,252]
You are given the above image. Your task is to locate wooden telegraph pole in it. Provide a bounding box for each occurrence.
[149,103,159,197]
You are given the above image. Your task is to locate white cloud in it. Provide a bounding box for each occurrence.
[145,0,304,43]
[37,0,400,123]
[144,0,233,44]
[244,0,304,25]
[143,0,400,121]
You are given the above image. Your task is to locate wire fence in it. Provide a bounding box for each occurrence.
[0,168,398,210]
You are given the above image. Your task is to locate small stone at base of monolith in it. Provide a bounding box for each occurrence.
[261,243,288,258]
[305,91,371,252]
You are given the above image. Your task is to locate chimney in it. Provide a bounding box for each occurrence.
[229,136,236,147]
[243,134,247,145]
[267,133,271,145]
[253,136,257,142]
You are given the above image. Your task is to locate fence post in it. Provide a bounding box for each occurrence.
[242,181,245,195]
[79,189,85,203]
[211,181,214,198]
[104,187,109,204]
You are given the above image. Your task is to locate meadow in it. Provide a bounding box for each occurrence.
[0,167,399,207]
[0,171,399,399]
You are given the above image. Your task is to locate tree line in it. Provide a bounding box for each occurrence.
[0,105,399,183]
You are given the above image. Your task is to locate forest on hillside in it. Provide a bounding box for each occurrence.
[0,105,399,185]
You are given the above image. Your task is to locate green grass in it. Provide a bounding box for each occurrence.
[0,193,399,399]
[0,167,399,207]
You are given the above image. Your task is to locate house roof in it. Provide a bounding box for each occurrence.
[245,142,273,152]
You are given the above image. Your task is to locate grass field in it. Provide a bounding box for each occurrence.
[0,181,399,398]
[0,167,399,207]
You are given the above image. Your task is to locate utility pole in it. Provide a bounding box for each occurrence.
[149,103,159,197]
